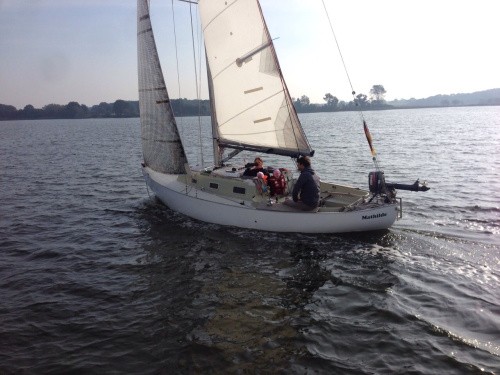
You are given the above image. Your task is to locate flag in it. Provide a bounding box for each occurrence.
[363,120,376,157]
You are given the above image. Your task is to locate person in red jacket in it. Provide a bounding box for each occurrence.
[268,168,286,196]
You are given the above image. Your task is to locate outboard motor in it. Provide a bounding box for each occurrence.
[369,170,430,194]
[368,171,386,195]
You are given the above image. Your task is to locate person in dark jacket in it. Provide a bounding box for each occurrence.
[243,157,265,177]
[283,156,320,211]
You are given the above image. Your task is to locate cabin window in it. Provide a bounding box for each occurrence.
[233,186,246,195]
[209,183,219,189]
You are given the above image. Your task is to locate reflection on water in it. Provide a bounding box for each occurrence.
[134,200,412,372]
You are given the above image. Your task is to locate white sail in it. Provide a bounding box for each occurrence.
[137,0,187,174]
[199,0,313,158]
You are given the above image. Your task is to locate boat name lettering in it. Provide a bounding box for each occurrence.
[362,213,387,220]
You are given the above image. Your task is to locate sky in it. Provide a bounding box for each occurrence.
[0,0,499,109]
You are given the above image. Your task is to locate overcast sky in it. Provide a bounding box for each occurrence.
[1,0,499,108]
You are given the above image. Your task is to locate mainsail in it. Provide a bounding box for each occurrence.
[137,0,187,174]
[199,0,314,159]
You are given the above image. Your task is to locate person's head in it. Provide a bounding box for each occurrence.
[254,157,263,167]
[297,156,311,170]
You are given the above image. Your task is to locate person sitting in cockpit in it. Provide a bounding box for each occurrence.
[243,157,265,177]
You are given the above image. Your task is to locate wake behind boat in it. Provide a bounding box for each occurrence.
[136,0,429,233]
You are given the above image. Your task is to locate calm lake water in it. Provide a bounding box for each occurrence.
[1,107,499,374]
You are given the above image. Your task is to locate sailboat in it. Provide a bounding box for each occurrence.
[136,0,428,233]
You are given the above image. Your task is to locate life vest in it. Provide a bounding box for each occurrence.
[268,173,286,196]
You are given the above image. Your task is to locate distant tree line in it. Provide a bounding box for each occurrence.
[294,85,391,113]
[388,88,500,108]
[0,99,211,121]
[0,85,389,121]
[2,86,499,121]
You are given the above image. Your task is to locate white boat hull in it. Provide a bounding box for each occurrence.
[142,167,398,233]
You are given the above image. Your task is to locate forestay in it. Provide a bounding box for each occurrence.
[137,0,187,174]
[199,0,314,159]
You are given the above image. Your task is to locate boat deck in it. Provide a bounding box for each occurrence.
[180,165,369,212]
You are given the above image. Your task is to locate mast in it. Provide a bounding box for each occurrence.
[206,57,222,167]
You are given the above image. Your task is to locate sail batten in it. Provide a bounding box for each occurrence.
[244,87,264,94]
[217,89,284,129]
[199,0,313,160]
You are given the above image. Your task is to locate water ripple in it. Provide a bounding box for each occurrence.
[1,111,499,373]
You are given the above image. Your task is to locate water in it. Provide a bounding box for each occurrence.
[1,107,499,374]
